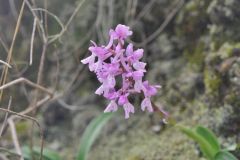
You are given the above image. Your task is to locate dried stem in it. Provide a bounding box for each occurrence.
[0,1,25,101]
[0,97,12,139]
[134,0,185,47]
[20,95,52,115]
[35,43,48,97]
[30,18,37,65]
[64,0,87,32]
[0,78,53,97]
[8,119,24,160]
[0,60,12,68]
[130,0,156,26]
[0,108,44,160]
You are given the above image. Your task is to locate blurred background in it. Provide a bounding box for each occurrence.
[0,0,240,159]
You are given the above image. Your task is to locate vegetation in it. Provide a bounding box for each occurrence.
[0,0,239,160]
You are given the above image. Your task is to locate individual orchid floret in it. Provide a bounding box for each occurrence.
[106,24,133,48]
[111,24,133,40]
[104,100,118,113]
[141,97,153,112]
[81,24,165,119]
[123,102,135,119]
[81,54,96,71]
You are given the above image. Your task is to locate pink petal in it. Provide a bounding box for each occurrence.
[115,24,133,39]
[126,43,133,56]
[141,98,153,112]
[81,55,95,64]
[95,85,104,95]
[133,49,143,60]
[104,100,118,112]
[123,102,135,119]
[118,94,129,105]
[132,71,144,80]
[134,80,144,93]
[133,61,146,71]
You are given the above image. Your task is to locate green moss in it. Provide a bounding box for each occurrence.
[88,117,201,160]
[203,68,222,95]
[203,42,240,95]
[184,42,205,71]
[126,155,143,160]
[216,42,240,59]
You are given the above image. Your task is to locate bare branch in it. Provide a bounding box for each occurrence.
[0,97,12,138]
[8,119,24,160]
[30,18,37,65]
[0,78,53,97]
[64,0,87,32]
[0,60,12,68]
[0,108,44,160]
[134,0,185,47]
[0,1,25,101]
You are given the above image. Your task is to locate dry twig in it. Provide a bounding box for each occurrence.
[29,18,37,65]
[0,108,44,160]
[0,60,12,68]
[0,1,25,101]
[134,0,185,47]
[0,78,53,97]
[0,97,12,138]
[8,119,24,160]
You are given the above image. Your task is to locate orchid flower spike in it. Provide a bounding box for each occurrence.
[81,24,163,119]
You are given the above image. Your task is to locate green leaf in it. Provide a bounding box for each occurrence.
[215,151,238,160]
[77,112,114,160]
[177,125,219,160]
[22,146,61,160]
[195,126,221,152]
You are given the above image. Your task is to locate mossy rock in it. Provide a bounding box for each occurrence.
[203,68,222,95]
[88,116,203,160]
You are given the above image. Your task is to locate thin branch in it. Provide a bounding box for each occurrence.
[24,0,47,42]
[130,0,138,22]
[0,60,12,68]
[31,8,64,43]
[107,0,114,29]
[0,77,53,97]
[57,99,85,111]
[20,95,52,115]
[44,0,48,37]
[30,18,37,65]
[29,42,48,157]
[0,108,44,160]
[135,0,185,47]
[52,51,60,91]
[1,108,43,137]
[9,0,18,21]
[8,119,24,160]
[64,0,87,32]
[130,0,156,26]
[36,43,48,90]
[9,0,27,37]
[125,0,133,23]
[0,1,25,101]
[50,0,87,43]
[0,97,12,138]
